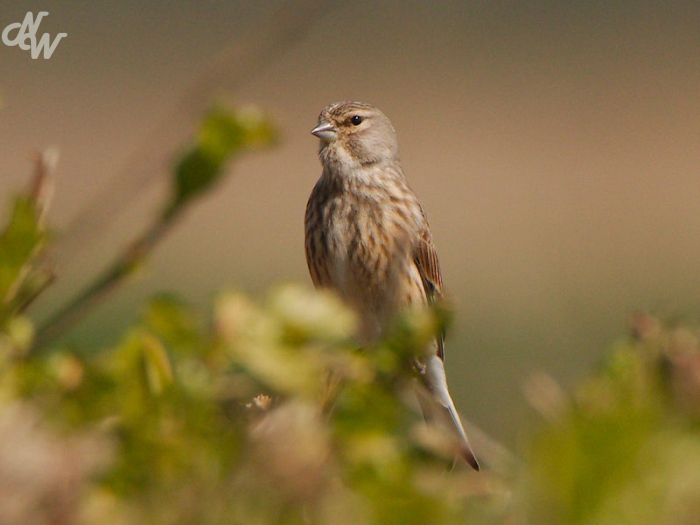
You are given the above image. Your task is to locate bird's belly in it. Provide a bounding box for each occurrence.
[323,220,417,344]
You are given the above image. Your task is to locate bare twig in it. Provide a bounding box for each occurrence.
[29,147,58,227]
[34,210,177,349]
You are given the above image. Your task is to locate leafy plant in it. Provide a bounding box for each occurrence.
[0,105,492,525]
[3,105,700,525]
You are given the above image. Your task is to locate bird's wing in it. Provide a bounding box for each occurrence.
[414,227,479,470]
[414,228,444,296]
[304,183,334,289]
[414,225,446,360]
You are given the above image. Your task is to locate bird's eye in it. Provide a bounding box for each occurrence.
[350,115,364,126]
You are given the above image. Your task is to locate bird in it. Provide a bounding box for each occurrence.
[304,101,479,470]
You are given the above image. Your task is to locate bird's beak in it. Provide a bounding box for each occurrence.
[311,121,337,142]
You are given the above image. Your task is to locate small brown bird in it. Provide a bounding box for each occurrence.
[304,101,479,470]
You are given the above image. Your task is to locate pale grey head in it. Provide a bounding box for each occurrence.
[311,101,400,167]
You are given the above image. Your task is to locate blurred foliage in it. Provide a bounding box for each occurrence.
[524,314,700,524]
[3,105,700,524]
[34,103,278,349]
[0,195,47,328]
[167,104,278,219]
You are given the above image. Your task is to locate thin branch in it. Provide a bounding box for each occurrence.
[34,206,179,350]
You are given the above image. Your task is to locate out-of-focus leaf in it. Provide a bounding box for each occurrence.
[143,294,203,354]
[170,148,220,211]
[0,197,45,322]
[198,104,277,164]
[168,104,277,215]
[524,318,700,525]
[268,284,357,345]
[1,315,35,356]
[216,292,324,397]
[141,333,174,395]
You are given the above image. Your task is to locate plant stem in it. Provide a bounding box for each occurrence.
[33,210,179,352]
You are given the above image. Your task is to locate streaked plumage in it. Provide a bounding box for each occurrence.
[305,101,478,470]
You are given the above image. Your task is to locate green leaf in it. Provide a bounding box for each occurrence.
[0,196,44,322]
[168,104,277,215]
[143,294,203,354]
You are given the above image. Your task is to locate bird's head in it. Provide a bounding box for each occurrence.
[312,101,400,167]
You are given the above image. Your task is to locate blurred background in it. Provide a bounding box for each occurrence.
[1,0,699,446]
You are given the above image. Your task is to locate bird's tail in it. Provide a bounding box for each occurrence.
[416,355,479,471]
